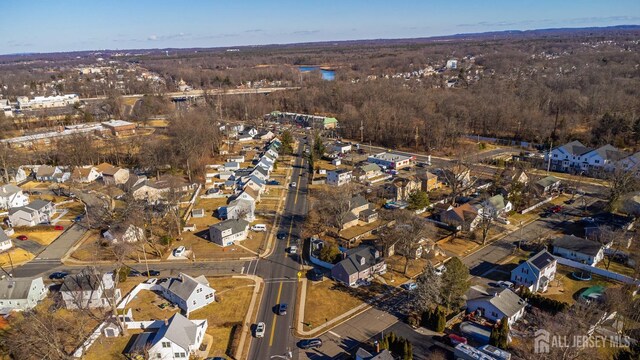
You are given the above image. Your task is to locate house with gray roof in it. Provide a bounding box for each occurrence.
[0,184,29,210]
[477,194,512,218]
[159,273,215,315]
[223,198,255,222]
[7,199,55,227]
[547,140,594,173]
[355,348,394,360]
[511,250,557,293]
[535,175,561,194]
[60,271,120,309]
[353,163,383,182]
[466,287,527,325]
[0,230,12,252]
[126,312,208,360]
[209,218,249,247]
[331,246,387,287]
[0,276,47,313]
[552,235,605,266]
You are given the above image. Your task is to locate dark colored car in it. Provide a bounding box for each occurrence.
[298,338,323,349]
[564,199,576,205]
[17,235,28,241]
[142,270,161,276]
[550,205,563,213]
[128,269,142,277]
[308,269,323,281]
[49,271,69,280]
[540,211,550,218]
[278,303,288,315]
[277,232,287,240]
[74,215,84,222]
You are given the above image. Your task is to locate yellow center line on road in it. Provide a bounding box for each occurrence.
[268,281,284,346]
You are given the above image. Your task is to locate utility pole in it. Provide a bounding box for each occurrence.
[360,119,364,144]
[414,126,419,151]
[546,140,553,173]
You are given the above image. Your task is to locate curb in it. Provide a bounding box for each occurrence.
[233,274,264,360]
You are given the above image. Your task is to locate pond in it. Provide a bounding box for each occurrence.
[298,66,335,81]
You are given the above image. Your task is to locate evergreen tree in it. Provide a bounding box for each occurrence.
[407,190,430,210]
[489,316,510,349]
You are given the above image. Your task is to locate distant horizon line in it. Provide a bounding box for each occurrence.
[2,23,639,57]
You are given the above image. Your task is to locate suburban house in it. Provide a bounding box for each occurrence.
[35,165,69,182]
[236,186,260,203]
[0,276,48,312]
[535,176,561,194]
[60,271,121,309]
[417,171,440,192]
[0,167,28,183]
[237,134,253,142]
[547,140,594,173]
[223,198,256,222]
[333,141,352,154]
[331,246,387,287]
[440,168,472,188]
[619,151,640,174]
[71,166,101,183]
[552,235,605,266]
[224,162,240,171]
[0,184,29,210]
[327,168,352,186]
[579,145,628,173]
[0,231,12,252]
[510,250,557,293]
[466,287,527,325]
[244,176,266,195]
[477,194,512,218]
[7,200,56,227]
[502,168,529,185]
[209,219,249,247]
[101,119,137,136]
[340,195,378,230]
[352,163,383,182]
[96,163,130,185]
[355,348,394,360]
[384,176,420,202]
[251,166,269,182]
[101,224,145,244]
[159,273,216,315]
[257,130,275,140]
[545,141,627,174]
[367,152,413,169]
[131,176,193,203]
[440,203,480,231]
[126,312,208,360]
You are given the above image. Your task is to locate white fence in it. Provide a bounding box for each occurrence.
[556,257,640,285]
[520,196,555,214]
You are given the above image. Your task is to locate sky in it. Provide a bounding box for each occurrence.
[2,0,639,54]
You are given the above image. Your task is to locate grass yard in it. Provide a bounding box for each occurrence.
[13,227,61,246]
[597,260,637,278]
[70,231,163,262]
[437,236,479,257]
[384,255,429,281]
[542,266,616,304]
[190,277,255,357]
[125,289,180,321]
[83,329,142,360]
[303,280,363,327]
[176,232,255,260]
[20,181,50,190]
[0,247,34,266]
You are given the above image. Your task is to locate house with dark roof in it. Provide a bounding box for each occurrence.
[510,250,557,292]
[535,175,561,194]
[7,199,55,227]
[466,287,527,325]
[60,271,121,309]
[339,195,377,230]
[547,140,594,173]
[355,348,394,360]
[384,176,420,202]
[159,273,215,315]
[125,312,208,360]
[440,203,479,231]
[35,165,68,182]
[0,276,47,313]
[331,246,386,287]
[552,235,605,266]
[208,219,249,246]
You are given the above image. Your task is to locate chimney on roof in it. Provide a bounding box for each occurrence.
[164,318,169,326]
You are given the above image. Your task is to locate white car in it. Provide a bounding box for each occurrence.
[251,224,267,232]
[288,245,298,254]
[173,246,186,257]
[290,182,297,188]
[255,322,266,338]
[497,281,514,289]
[434,265,447,276]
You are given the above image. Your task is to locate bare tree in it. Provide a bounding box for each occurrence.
[605,166,639,212]
[381,210,434,275]
[441,156,476,205]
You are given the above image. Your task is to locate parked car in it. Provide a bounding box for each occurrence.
[356,279,371,287]
[287,245,298,254]
[49,271,69,280]
[402,282,418,291]
[278,303,288,315]
[142,270,161,276]
[564,199,576,205]
[54,225,64,231]
[144,278,158,285]
[446,334,468,346]
[173,246,186,257]
[255,322,266,338]
[74,215,84,222]
[251,224,267,232]
[267,180,280,185]
[17,235,28,241]
[298,338,323,349]
[497,280,515,289]
[308,269,323,281]
[128,269,142,277]
[434,265,446,276]
[550,205,563,213]
[277,232,287,240]
[290,182,297,188]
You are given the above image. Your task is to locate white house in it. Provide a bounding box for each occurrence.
[0,184,29,210]
[327,169,352,186]
[71,166,101,183]
[127,313,208,360]
[60,271,121,309]
[0,276,48,312]
[96,163,130,185]
[226,155,245,163]
[224,198,256,222]
[546,141,594,173]
[477,194,512,218]
[577,144,628,173]
[102,224,145,244]
[209,219,249,247]
[224,162,240,171]
[552,235,605,266]
[466,287,526,325]
[159,273,216,315]
[35,165,70,182]
[333,142,352,154]
[510,250,557,293]
[0,231,13,252]
[251,166,269,182]
[7,200,55,227]
[367,152,413,169]
[0,167,27,183]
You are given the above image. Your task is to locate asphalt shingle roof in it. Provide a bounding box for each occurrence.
[470,288,526,318]
[0,277,38,300]
[528,250,556,271]
[210,218,249,234]
[552,235,604,257]
[152,312,197,351]
[161,273,209,303]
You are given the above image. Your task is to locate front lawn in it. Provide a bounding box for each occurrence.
[303,279,363,328]
[83,329,143,360]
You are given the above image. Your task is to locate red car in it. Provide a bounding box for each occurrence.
[17,235,28,241]
[54,225,64,231]
[550,205,563,213]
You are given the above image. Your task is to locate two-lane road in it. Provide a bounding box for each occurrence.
[249,140,310,359]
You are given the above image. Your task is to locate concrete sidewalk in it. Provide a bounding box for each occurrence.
[234,274,264,360]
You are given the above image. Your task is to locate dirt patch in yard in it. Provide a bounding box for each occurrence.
[438,236,479,257]
[303,279,363,328]
[83,329,143,360]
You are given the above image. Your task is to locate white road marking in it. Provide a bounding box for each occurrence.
[328,331,341,338]
[240,266,245,274]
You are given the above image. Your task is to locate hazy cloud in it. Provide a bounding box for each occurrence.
[458,15,640,28]
[291,30,320,35]
[244,29,264,33]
